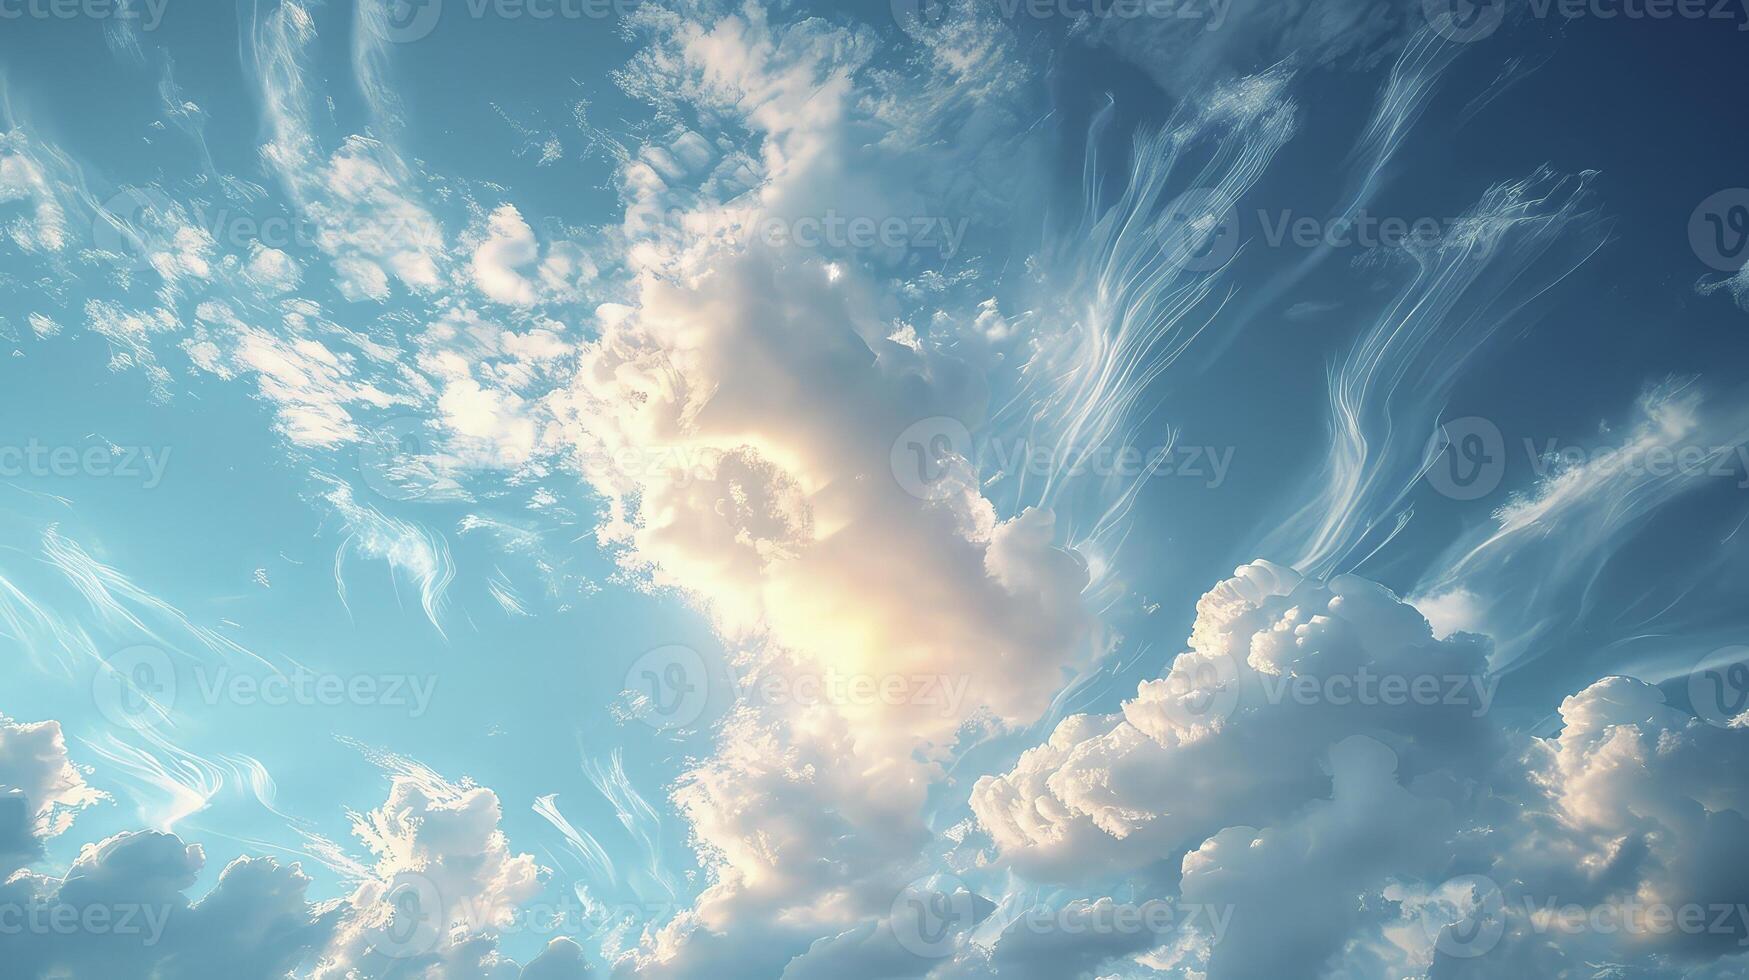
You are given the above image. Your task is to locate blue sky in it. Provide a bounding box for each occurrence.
[5,1,1749,978]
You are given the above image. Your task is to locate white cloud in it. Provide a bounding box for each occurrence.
[0,716,106,876]
[472,205,543,306]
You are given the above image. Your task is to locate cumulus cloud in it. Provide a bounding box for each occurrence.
[965,560,1749,978]
[312,748,546,979]
[0,716,106,876]
[0,830,344,980]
